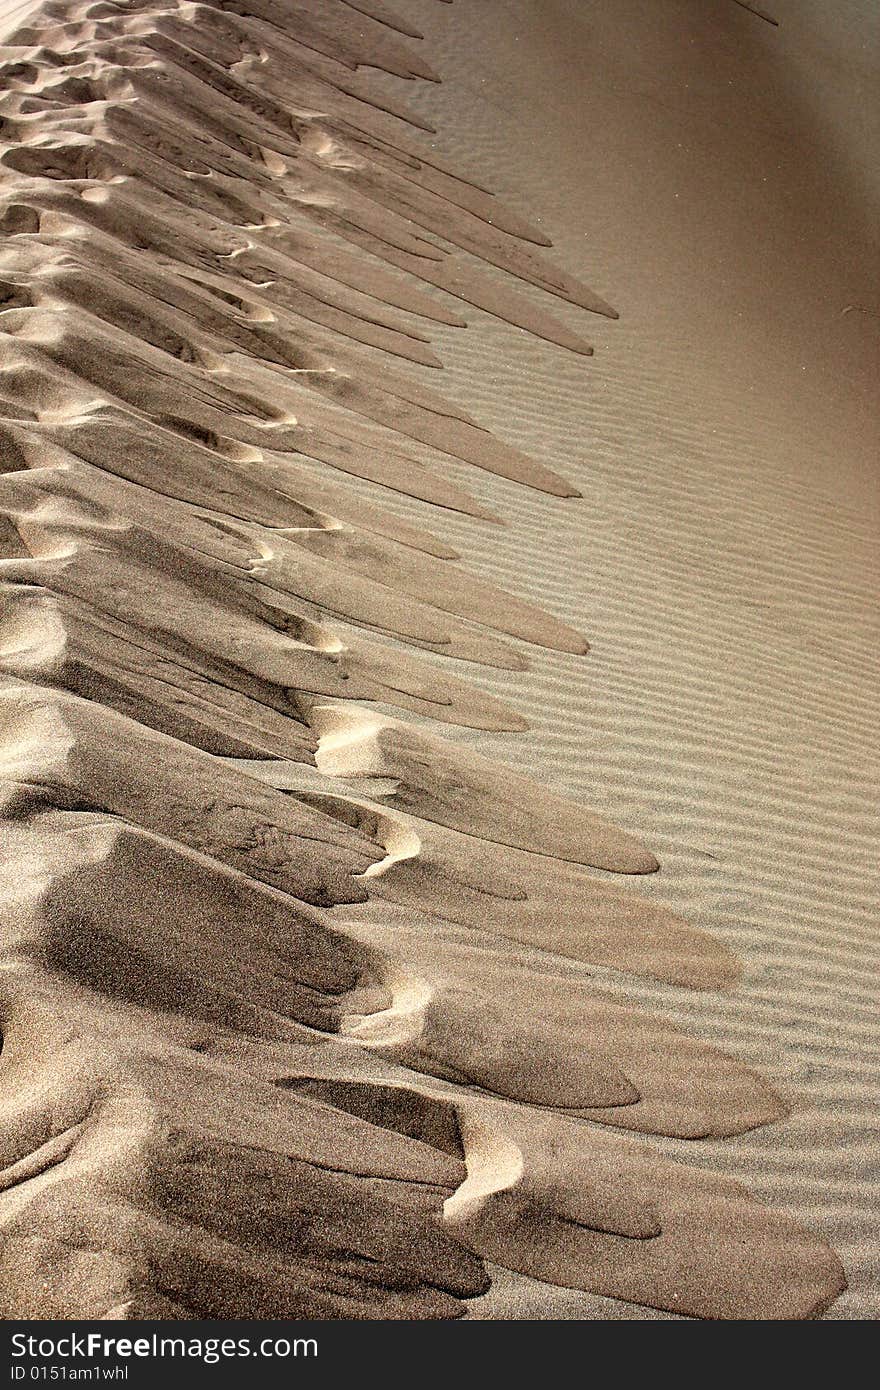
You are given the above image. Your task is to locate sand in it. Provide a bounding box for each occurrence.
[0,0,875,1321]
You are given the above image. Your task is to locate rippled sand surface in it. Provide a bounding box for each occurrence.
[0,0,875,1320]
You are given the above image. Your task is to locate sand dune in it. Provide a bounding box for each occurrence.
[0,0,872,1320]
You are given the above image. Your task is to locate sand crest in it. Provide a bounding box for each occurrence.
[0,0,863,1320]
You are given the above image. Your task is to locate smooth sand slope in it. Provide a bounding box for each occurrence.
[0,1,41,42]
[0,0,875,1319]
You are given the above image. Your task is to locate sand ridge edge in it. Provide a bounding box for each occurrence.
[0,0,845,1319]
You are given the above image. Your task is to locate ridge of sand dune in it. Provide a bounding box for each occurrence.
[0,0,849,1319]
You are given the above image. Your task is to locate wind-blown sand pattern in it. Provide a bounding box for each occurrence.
[0,0,868,1320]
